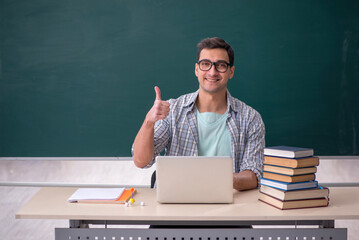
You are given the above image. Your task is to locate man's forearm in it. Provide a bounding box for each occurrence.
[133,86,170,168]
[233,170,258,191]
[133,120,155,168]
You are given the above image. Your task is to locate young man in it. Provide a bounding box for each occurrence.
[132,37,265,191]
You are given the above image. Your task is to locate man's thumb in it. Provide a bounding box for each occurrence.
[154,86,161,100]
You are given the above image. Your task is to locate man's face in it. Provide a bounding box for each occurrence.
[195,48,235,94]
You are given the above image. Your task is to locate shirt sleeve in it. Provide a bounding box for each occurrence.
[131,104,172,169]
[240,110,265,180]
[151,117,171,164]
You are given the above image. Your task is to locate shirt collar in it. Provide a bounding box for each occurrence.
[183,89,238,113]
[226,90,238,113]
[183,90,199,109]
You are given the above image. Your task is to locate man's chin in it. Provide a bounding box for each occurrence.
[200,85,226,94]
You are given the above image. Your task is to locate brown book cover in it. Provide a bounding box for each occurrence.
[263,172,315,183]
[258,192,329,210]
[263,164,317,176]
[264,156,319,168]
[260,185,329,201]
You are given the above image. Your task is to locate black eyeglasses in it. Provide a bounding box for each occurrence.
[197,59,231,73]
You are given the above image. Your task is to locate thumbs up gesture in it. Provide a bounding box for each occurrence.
[145,86,170,125]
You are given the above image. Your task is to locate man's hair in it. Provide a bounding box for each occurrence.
[196,37,234,66]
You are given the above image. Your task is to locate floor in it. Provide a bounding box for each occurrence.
[1,158,358,240]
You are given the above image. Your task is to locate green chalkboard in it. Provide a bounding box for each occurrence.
[0,0,358,156]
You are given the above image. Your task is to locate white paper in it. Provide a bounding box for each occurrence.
[68,188,125,202]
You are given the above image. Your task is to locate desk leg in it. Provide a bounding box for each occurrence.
[321,220,335,228]
[69,220,89,228]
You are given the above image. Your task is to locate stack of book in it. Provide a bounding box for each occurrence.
[259,146,329,210]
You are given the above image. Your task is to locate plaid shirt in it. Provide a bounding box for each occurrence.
[135,89,265,179]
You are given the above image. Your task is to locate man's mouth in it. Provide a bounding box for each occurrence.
[205,78,220,82]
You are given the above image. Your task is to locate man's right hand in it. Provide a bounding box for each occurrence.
[133,86,170,168]
[145,86,170,125]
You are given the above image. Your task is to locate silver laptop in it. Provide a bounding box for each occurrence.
[156,156,233,204]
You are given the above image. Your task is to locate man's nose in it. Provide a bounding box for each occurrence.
[208,64,220,75]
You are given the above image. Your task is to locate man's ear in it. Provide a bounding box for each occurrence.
[195,63,199,77]
[229,66,235,79]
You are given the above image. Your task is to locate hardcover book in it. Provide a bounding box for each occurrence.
[264,146,314,158]
[259,178,318,191]
[260,185,329,201]
[263,172,315,183]
[259,192,329,210]
[263,165,317,176]
[264,156,319,168]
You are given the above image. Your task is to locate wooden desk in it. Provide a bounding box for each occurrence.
[17,187,359,240]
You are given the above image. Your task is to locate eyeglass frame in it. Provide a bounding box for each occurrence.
[196,59,233,73]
